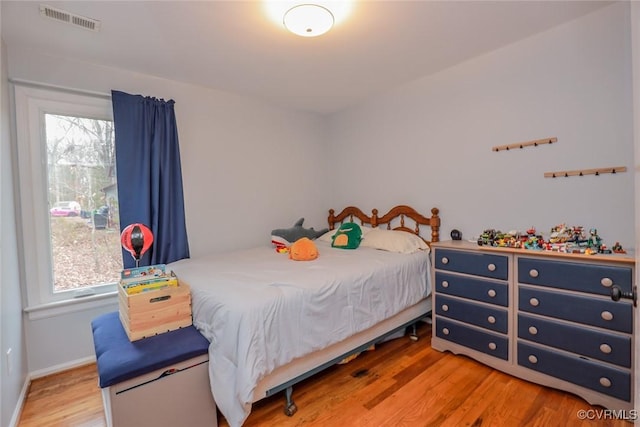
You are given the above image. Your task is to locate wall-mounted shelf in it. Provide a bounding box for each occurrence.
[544,166,627,178]
[493,137,557,152]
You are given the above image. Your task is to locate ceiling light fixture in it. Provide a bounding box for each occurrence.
[283,4,334,37]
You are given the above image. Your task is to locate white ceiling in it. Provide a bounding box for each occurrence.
[1,1,612,115]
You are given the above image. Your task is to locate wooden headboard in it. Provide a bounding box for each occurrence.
[327,205,440,244]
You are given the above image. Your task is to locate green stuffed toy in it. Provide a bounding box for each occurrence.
[331,222,362,249]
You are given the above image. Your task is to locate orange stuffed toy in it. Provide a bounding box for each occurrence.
[289,237,319,261]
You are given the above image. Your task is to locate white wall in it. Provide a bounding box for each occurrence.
[24,302,117,377]
[327,2,634,249]
[1,37,28,426]
[6,47,331,373]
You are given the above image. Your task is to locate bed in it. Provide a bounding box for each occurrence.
[169,205,440,427]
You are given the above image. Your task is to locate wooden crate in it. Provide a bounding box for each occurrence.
[118,282,192,341]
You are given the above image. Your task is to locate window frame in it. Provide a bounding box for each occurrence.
[13,84,118,308]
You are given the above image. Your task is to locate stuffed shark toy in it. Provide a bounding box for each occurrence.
[271,218,328,252]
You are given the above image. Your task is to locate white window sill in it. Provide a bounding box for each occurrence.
[24,291,118,321]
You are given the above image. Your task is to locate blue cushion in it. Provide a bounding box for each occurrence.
[91,311,210,388]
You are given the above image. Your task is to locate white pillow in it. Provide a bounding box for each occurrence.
[318,224,372,242]
[360,229,429,254]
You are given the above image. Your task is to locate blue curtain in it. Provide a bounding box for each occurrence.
[111,90,190,268]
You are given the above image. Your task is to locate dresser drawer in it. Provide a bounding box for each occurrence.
[518,257,632,296]
[435,272,508,307]
[518,342,631,401]
[518,314,631,368]
[436,317,508,360]
[518,287,632,333]
[434,249,508,280]
[436,294,508,333]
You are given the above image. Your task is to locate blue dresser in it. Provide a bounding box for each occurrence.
[517,256,633,403]
[433,249,510,361]
[431,241,635,411]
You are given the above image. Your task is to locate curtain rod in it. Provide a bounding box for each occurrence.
[8,78,112,100]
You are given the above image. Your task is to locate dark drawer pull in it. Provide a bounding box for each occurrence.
[610,285,637,307]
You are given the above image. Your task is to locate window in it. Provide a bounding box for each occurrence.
[14,85,120,307]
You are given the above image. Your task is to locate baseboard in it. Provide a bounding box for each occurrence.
[7,376,30,427]
[8,356,98,426]
[29,355,96,379]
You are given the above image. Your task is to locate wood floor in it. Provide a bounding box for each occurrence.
[19,322,631,426]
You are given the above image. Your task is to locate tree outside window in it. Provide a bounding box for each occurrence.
[45,114,121,292]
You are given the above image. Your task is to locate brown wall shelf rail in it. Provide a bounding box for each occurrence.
[493,137,557,152]
[544,166,627,178]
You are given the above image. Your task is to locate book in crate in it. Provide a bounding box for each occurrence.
[118,264,192,341]
[121,272,179,294]
[120,264,179,294]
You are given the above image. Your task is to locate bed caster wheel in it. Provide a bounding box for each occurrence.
[408,323,419,341]
[284,402,298,417]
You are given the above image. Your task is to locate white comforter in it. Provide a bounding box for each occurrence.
[169,241,430,426]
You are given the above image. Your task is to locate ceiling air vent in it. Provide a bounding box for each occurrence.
[39,4,101,32]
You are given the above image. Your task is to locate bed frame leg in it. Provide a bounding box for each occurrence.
[284,386,298,416]
[409,323,419,341]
